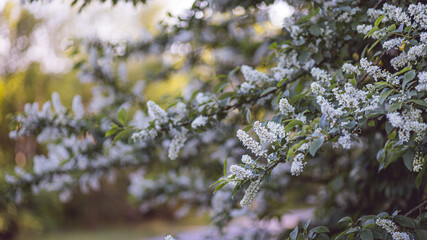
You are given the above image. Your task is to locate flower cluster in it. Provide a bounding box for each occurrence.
[236,129,267,157]
[376,218,410,240]
[290,153,305,176]
[240,178,261,207]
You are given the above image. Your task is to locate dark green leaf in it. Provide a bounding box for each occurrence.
[403,150,415,171]
[310,226,329,234]
[416,230,427,240]
[309,137,324,157]
[379,89,393,105]
[359,229,373,240]
[394,215,417,229]
[337,216,352,226]
[309,25,321,36]
[260,87,277,97]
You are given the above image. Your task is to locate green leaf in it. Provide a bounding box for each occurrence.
[118,108,127,125]
[260,87,277,97]
[246,109,252,124]
[404,70,416,81]
[287,140,306,160]
[310,226,329,234]
[290,226,298,240]
[284,120,303,132]
[209,179,224,188]
[113,129,130,144]
[309,137,324,157]
[337,216,353,226]
[309,25,321,36]
[374,15,385,27]
[409,99,427,108]
[359,229,373,240]
[416,170,424,188]
[190,89,200,102]
[213,181,228,194]
[402,70,416,89]
[391,66,411,77]
[416,230,427,240]
[379,89,393,105]
[368,35,386,53]
[214,81,229,94]
[365,26,379,39]
[218,92,236,100]
[388,130,396,140]
[394,215,417,229]
[388,102,402,112]
[303,219,311,230]
[105,127,119,137]
[223,157,228,177]
[387,24,396,32]
[403,150,415,171]
[277,77,288,88]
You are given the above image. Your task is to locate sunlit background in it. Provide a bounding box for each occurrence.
[0,0,294,239]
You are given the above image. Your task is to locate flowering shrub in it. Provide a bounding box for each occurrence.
[4,0,427,239]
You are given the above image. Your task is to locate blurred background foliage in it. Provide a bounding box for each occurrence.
[0,0,291,239]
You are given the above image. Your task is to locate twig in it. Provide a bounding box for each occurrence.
[405,199,427,216]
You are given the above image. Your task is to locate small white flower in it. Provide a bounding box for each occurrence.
[240,179,261,207]
[392,232,410,240]
[147,100,168,124]
[230,165,253,180]
[291,153,306,176]
[191,116,208,129]
[253,121,277,144]
[237,130,267,157]
[279,98,295,116]
[376,218,397,233]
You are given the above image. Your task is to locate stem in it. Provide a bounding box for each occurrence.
[405,199,427,217]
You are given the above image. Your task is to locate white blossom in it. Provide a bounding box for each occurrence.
[253,121,277,144]
[147,100,168,125]
[338,130,352,149]
[342,63,360,75]
[266,121,286,139]
[241,65,271,85]
[240,179,261,207]
[415,72,427,92]
[72,95,85,120]
[164,235,176,240]
[230,165,253,180]
[383,37,405,50]
[237,130,266,157]
[168,134,187,160]
[311,82,325,95]
[408,3,427,29]
[392,232,410,240]
[413,151,425,172]
[376,218,397,233]
[311,67,332,87]
[51,92,66,115]
[291,153,306,176]
[241,155,257,168]
[279,98,294,116]
[191,115,208,129]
